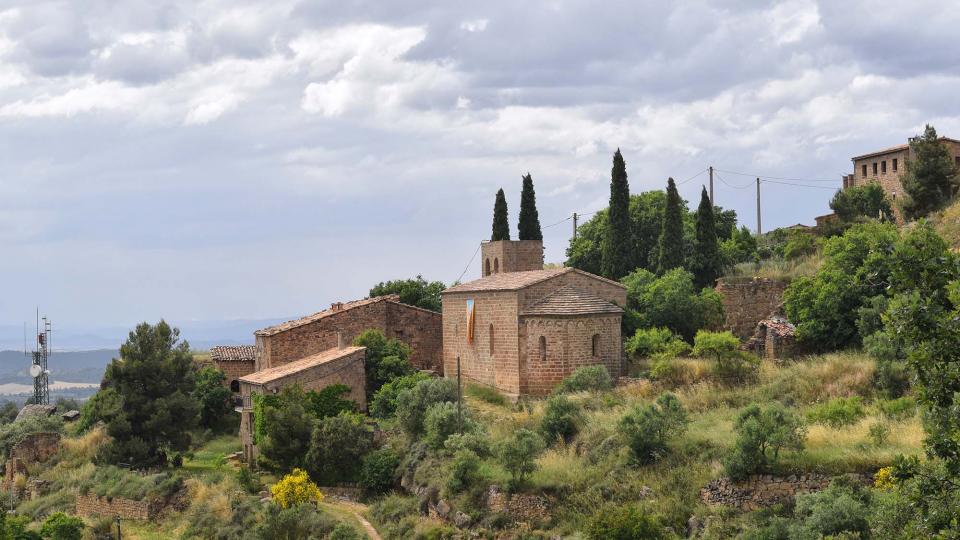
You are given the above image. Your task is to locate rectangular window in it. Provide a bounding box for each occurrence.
[862,164,867,177]
[893,158,898,172]
[873,162,878,175]
[881,161,886,174]
[955,156,960,168]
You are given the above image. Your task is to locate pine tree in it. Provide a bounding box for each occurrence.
[902,124,959,220]
[691,187,722,288]
[518,173,543,241]
[602,149,632,279]
[657,178,684,274]
[491,188,511,241]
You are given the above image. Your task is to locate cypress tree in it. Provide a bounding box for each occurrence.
[602,149,632,279]
[691,186,722,288]
[518,173,543,241]
[657,177,684,274]
[491,188,511,241]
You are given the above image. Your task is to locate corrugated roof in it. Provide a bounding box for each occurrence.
[443,267,625,294]
[520,286,623,316]
[239,346,364,385]
[255,295,402,337]
[210,345,256,362]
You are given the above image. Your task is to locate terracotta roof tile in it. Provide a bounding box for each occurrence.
[444,268,625,294]
[210,345,256,362]
[255,295,402,337]
[521,286,623,316]
[239,346,364,385]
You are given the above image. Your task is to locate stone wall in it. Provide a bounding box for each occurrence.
[443,290,522,395]
[486,485,550,523]
[10,432,60,464]
[716,278,789,341]
[700,474,870,511]
[519,314,621,395]
[481,240,544,276]
[217,360,255,390]
[75,493,158,520]
[241,348,367,410]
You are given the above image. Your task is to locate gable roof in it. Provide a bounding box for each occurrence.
[851,137,960,161]
[239,346,364,385]
[520,286,623,316]
[443,267,625,294]
[254,294,438,337]
[210,345,256,363]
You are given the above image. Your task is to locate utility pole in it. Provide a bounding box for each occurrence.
[572,212,578,241]
[709,166,714,204]
[116,516,122,540]
[756,177,762,236]
[456,355,462,435]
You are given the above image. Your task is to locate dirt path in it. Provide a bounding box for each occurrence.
[325,500,382,540]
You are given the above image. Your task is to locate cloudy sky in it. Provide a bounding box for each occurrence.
[1,0,959,340]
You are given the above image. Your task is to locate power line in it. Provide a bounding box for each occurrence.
[714,172,753,190]
[760,178,839,191]
[542,215,572,229]
[454,243,481,284]
[676,168,709,186]
[714,168,839,183]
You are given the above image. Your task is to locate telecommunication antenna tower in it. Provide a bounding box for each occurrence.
[29,315,51,405]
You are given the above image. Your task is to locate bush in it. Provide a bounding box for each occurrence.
[353,329,415,398]
[868,422,890,446]
[806,397,865,428]
[76,388,121,433]
[270,468,324,509]
[443,432,491,458]
[193,365,235,432]
[793,479,871,538]
[879,397,916,422]
[555,365,613,394]
[725,403,806,480]
[255,502,337,539]
[647,354,689,385]
[370,372,432,419]
[395,378,458,437]
[619,393,689,465]
[359,448,401,495]
[621,267,724,341]
[872,359,910,399]
[540,395,582,445]
[465,383,508,406]
[586,504,668,540]
[624,327,689,359]
[692,330,756,382]
[423,402,480,450]
[783,230,819,260]
[39,512,84,540]
[446,449,484,494]
[305,412,373,485]
[329,524,362,540]
[497,429,544,490]
[236,465,261,494]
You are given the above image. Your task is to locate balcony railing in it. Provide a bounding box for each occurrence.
[234,395,252,411]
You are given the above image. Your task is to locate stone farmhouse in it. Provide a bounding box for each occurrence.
[442,239,626,397]
[841,136,960,222]
[209,346,256,392]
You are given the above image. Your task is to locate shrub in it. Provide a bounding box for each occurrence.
[868,422,890,446]
[329,524,362,540]
[446,449,483,494]
[692,330,756,381]
[586,504,668,540]
[370,372,432,419]
[39,512,84,540]
[255,502,337,539]
[465,383,508,406]
[305,412,373,485]
[624,327,688,359]
[257,400,313,472]
[621,268,724,341]
[270,468,324,509]
[793,479,871,538]
[725,403,806,480]
[359,448,401,495]
[540,395,582,445]
[76,388,121,433]
[353,329,415,398]
[619,393,689,465]
[395,378,458,437]
[497,429,544,490]
[879,397,916,422]
[443,432,491,458]
[236,465,261,494]
[423,402,481,450]
[555,365,613,394]
[872,358,910,399]
[647,354,688,385]
[806,397,865,428]
[783,230,819,260]
[193,365,235,432]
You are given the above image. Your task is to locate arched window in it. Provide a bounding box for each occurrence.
[485,258,491,276]
[591,334,601,357]
[494,258,500,273]
[230,380,240,393]
[489,324,495,357]
[538,336,547,361]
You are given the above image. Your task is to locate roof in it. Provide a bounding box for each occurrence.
[210,345,256,363]
[851,137,960,161]
[443,267,626,294]
[255,294,437,337]
[758,317,795,337]
[239,346,364,385]
[520,286,623,316]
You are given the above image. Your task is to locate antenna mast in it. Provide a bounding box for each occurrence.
[30,315,51,406]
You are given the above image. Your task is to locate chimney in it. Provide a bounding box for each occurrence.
[331,302,343,311]
[336,331,344,350]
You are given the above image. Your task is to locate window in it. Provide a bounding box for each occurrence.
[872,162,878,175]
[892,158,898,172]
[489,324,495,356]
[394,329,404,339]
[881,160,886,174]
[230,380,240,393]
[538,336,547,361]
[861,164,867,177]
[955,156,960,168]
[485,258,491,276]
[591,334,601,357]
[494,258,499,273]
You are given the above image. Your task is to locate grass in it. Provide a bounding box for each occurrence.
[724,252,823,281]
[465,383,509,407]
[182,434,242,476]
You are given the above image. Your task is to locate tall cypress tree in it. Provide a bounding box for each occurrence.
[491,188,511,241]
[602,149,631,279]
[691,186,722,288]
[657,177,684,274]
[518,173,543,241]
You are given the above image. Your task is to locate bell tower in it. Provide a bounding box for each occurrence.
[480,240,544,276]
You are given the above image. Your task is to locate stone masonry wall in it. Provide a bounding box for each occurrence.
[217,360,255,389]
[443,290,521,395]
[75,493,157,520]
[247,348,367,411]
[385,302,443,372]
[716,278,788,340]
[481,240,544,276]
[520,315,621,395]
[700,474,870,511]
[10,432,60,464]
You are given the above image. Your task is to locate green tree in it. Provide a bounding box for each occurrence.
[566,209,608,275]
[370,372,431,419]
[602,149,632,279]
[359,448,400,495]
[423,401,479,450]
[830,183,894,222]
[691,187,722,288]
[258,401,313,472]
[518,173,543,241]
[901,125,959,219]
[540,394,582,445]
[491,188,510,241]
[39,512,84,540]
[352,329,414,399]
[725,403,806,480]
[622,268,723,341]
[395,378,458,437]
[369,275,445,312]
[497,428,544,489]
[657,177,685,274]
[692,330,755,380]
[720,226,758,267]
[586,504,668,540]
[305,412,373,485]
[619,393,688,465]
[193,366,234,431]
[97,321,198,468]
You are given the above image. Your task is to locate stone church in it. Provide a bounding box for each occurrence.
[442,239,626,397]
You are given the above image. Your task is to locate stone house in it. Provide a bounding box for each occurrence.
[209,345,256,392]
[442,239,626,397]
[744,317,797,360]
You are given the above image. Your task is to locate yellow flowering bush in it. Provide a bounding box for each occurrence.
[270,468,324,508]
[874,466,895,490]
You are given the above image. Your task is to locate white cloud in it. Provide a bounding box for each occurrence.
[460,19,488,33]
